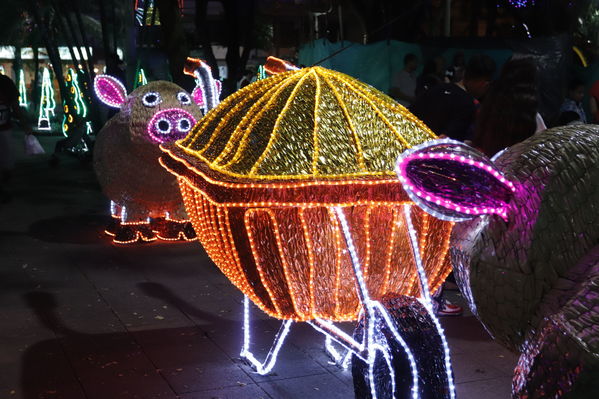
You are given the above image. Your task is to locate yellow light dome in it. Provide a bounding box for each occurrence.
[176,66,436,181]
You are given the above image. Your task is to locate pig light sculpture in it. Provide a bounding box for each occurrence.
[397,125,599,398]
[93,76,204,243]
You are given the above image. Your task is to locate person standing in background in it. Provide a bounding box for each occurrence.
[415,56,444,97]
[410,54,496,142]
[559,79,587,124]
[472,57,541,157]
[390,53,418,107]
[588,79,599,123]
[0,74,33,203]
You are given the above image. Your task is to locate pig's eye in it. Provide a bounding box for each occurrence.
[177,92,191,105]
[142,92,161,107]
[177,118,192,133]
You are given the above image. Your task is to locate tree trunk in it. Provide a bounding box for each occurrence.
[194,0,219,79]
[222,0,255,97]
[62,3,91,77]
[27,1,76,134]
[14,43,22,99]
[98,0,112,60]
[222,0,240,96]
[73,2,94,74]
[155,0,190,86]
[51,0,80,69]
[109,0,118,53]
[32,45,40,110]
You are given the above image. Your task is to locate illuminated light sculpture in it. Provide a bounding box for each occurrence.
[62,69,77,136]
[69,69,93,135]
[184,57,221,113]
[93,75,204,244]
[18,69,28,107]
[161,65,458,397]
[264,56,300,76]
[399,126,599,398]
[37,67,56,131]
[257,65,267,81]
[135,67,148,89]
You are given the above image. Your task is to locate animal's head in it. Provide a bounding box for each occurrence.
[397,129,599,352]
[94,75,203,145]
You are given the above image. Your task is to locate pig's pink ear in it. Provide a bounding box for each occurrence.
[191,86,204,107]
[396,139,516,222]
[94,75,127,108]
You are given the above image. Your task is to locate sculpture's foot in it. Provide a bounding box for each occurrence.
[352,295,454,399]
[514,250,599,398]
[105,216,120,237]
[112,222,157,244]
[151,218,197,241]
[513,316,599,399]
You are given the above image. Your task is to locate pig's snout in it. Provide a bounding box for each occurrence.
[147,108,196,143]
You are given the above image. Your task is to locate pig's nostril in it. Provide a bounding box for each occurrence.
[177,118,191,133]
[156,119,171,134]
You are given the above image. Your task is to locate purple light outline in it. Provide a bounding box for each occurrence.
[94,74,127,108]
[396,140,515,221]
[147,107,197,144]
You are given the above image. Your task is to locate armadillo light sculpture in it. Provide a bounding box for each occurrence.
[93,63,220,244]
[160,64,465,398]
[397,126,599,398]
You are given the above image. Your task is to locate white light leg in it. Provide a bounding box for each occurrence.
[240,295,293,375]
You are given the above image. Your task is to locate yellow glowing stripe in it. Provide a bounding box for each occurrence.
[175,148,396,181]
[212,201,235,279]
[191,191,267,311]
[573,46,588,68]
[179,71,292,149]
[324,70,432,148]
[250,73,312,175]
[244,209,284,316]
[416,211,430,298]
[319,72,367,171]
[221,78,299,168]
[223,206,259,302]
[160,149,403,189]
[201,75,284,160]
[265,209,307,319]
[171,170,411,209]
[329,207,343,317]
[299,208,317,317]
[382,208,399,294]
[311,71,322,175]
[175,66,436,180]
[214,77,292,165]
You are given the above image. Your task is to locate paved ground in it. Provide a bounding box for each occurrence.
[0,132,518,399]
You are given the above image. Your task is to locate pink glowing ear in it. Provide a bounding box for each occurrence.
[396,139,516,222]
[214,79,222,97]
[191,86,204,107]
[94,75,127,108]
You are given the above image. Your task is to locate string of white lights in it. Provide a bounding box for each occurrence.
[334,206,420,399]
[403,204,456,399]
[240,295,293,375]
